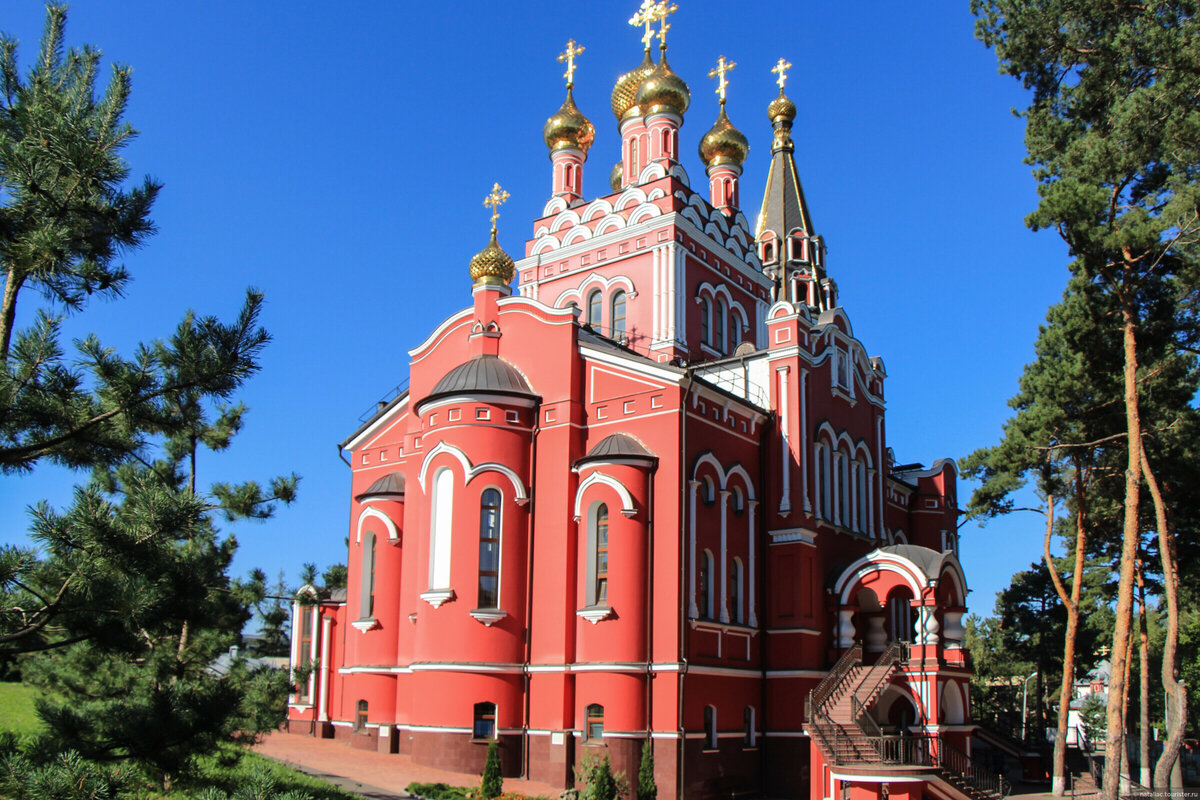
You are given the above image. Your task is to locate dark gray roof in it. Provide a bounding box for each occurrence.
[582,433,656,462]
[880,544,955,581]
[756,142,815,241]
[419,355,538,410]
[329,588,348,603]
[355,471,405,502]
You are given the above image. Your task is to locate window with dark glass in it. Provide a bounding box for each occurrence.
[474,701,497,739]
[611,291,626,337]
[587,290,603,327]
[716,297,728,353]
[700,551,713,619]
[478,488,501,608]
[731,559,743,625]
[744,706,756,747]
[356,699,368,730]
[297,608,313,702]
[594,504,609,605]
[586,703,604,740]
[704,706,718,750]
[367,534,377,616]
[700,297,711,344]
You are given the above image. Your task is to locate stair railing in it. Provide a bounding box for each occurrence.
[932,735,1012,799]
[807,642,862,720]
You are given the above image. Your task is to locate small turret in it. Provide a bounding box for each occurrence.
[544,40,594,203]
[699,56,748,213]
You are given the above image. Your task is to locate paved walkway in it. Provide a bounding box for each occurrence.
[253,732,564,800]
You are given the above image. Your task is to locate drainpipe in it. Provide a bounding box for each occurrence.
[523,410,540,779]
[758,411,774,789]
[678,373,695,799]
[646,466,655,743]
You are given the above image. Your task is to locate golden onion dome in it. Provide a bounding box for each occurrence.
[611,50,656,121]
[544,88,595,154]
[468,229,515,287]
[699,107,749,169]
[610,161,623,192]
[768,90,796,125]
[635,55,690,118]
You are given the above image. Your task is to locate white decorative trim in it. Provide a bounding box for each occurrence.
[356,506,399,544]
[351,617,380,633]
[576,605,615,624]
[573,471,637,518]
[768,527,817,545]
[417,441,529,502]
[420,589,455,608]
[469,609,508,627]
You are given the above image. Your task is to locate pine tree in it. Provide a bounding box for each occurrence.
[636,739,656,800]
[481,740,503,800]
[972,3,1200,794]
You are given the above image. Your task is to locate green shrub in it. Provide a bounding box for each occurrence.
[636,740,656,800]
[482,740,503,799]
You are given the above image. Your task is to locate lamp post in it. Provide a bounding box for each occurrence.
[1021,671,1038,743]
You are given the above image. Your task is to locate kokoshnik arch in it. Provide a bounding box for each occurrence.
[288,6,997,800]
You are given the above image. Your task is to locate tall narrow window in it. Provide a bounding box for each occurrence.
[430,468,454,589]
[297,607,313,703]
[730,310,742,349]
[587,290,603,328]
[704,706,718,750]
[855,461,868,534]
[744,706,756,747]
[594,504,609,605]
[815,445,828,520]
[586,704,605,740]
[629,138,639,179]
[361,531,377,619]
[473,702,496,739]
[700,297,711,344]
[731,558,744,625]
[611,291,627,337]
[478,488,502,608]
[356,700,369,730]
[716,297,728,353]
[839,454,851,527]
[700,550,714,619]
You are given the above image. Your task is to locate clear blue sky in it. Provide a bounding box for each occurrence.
[0,1,1071,621]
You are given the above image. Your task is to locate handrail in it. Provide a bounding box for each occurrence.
[933,735,1011,799]
[853,640,907,710]
[808,643,861,719]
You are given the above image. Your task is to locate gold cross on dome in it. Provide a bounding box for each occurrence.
[558,39,585,87]
[629,0,656,48]
[651,1,678,46]
[709,55,736,103]
[483,183,510,230]
[772,57,792,90]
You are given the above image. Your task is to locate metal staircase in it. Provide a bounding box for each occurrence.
[805,642,1011,800]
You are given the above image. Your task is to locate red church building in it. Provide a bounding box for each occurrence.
[288,8,1002,800]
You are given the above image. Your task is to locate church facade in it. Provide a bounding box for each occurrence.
[288,9,989,800]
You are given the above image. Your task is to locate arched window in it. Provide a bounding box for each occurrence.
[704,706,718,750]
[587,290,603,328]
[815,444,830,521]
[838,452,851,527]
[732,486,744,514]
[661,128,671,158]
[361,531,377,619]
[356,700,369,730]
[586,703,605,740]
[715,297,728,353]
[888,593,915,642]
[296,608,313,703]
[628,138,639,179]
[478,488,502,608]
[611,291,627,337]
[702,476,716,505]
[730,309,742,349]
[744,706,756,747]
[731,558,744,625]
[591,503,610,606]
[700,550,714,619]
[473,702,496,739]
[700,297,711,344]
[430,468,454,589]
[855,460,868,534]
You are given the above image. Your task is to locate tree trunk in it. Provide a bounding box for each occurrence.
[1143,445,1187,788]
[1045,464,1088,796]
[0,268,24,363]
[1101,308,1142,800]
[1135,560,1150,787]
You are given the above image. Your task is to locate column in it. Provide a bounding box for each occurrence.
[719,490,730,623]
[688,480,699,617]
[747,499,759,627]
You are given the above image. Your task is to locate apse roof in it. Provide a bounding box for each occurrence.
[575,433,657,468]
[418,355,538,411]
[879,544,955,581]
[354,471,405,502]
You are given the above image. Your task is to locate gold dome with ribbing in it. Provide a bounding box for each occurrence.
[699,107,749,169]
[635,54,690,117]
[468,230,515,286]
[544,88,595,154]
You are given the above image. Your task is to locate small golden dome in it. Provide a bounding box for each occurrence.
[469,229,515,287]
[544,88,595,154]
[610,161,623,192]
[635,55,690,118]
[768,91,796,125]
[611,50,656,121]
[699,107,749,169]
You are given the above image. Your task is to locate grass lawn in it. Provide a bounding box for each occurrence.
[0,681,42,736]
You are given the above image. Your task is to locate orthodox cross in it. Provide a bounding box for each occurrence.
[651,1,678,47]
[772,58,792,91]
[483,183,510,232]
[558,39,585,87]
[629,0,656,49]
[709,56,736,104]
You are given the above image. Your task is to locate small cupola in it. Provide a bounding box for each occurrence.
[544,39,594,203]
[699,55,748,212]
[469,183,515,291]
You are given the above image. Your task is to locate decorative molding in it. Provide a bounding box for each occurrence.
[351,617,380,633]
[469,609,508,627]
[420,589,455,609]
[576,605,615,624]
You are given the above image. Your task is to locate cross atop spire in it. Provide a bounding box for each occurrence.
[772,58,792,91]
[483,183,510,233]
[709,56,736,105]
[630,0,656,49]
[650,1,678,49]
[557,39,585,87]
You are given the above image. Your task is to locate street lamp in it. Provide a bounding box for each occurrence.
[1021,671,1038,742]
